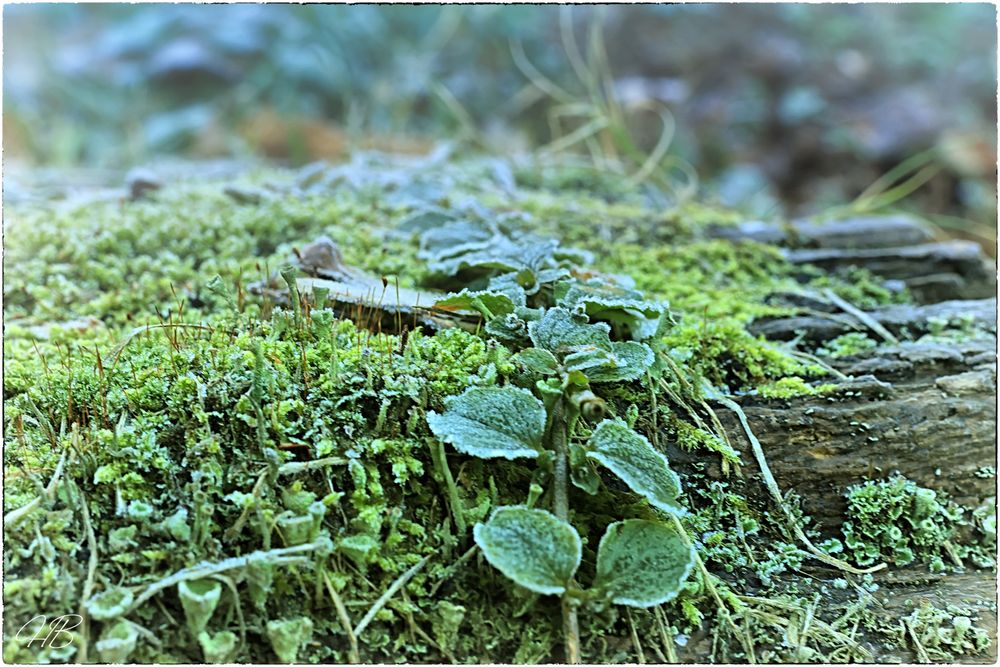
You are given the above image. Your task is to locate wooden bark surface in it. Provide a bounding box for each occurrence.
[707,338,996,531]
[708,214,995,302]
[683,215,997,663]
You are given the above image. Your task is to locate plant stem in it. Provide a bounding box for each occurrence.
[549,398,581,664]
[430,439,467,535]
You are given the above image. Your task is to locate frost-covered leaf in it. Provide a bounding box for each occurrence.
[515,348,560,375]
[485,313,531,345]
[553,246,595,266]
[433,289,518,319]
[473,506,582,595]
[418,220,495,259]
[536,268,572,285]
[593,519,694,607]
[557,280,672,341]
[583,341,655,383]
[586,418,685,515]
[529,307,612,354]
[563,346,616,373]
[425,233,560,277]
[489,267,570,297]
[427,387,545,460]
[486,273,529,305]
[397,207,460,235]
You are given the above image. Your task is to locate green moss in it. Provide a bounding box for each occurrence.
[3,159,982,664]
[662,317,821,395]
[598,240,796,321]
[816,333,879,358]
[918,312,996,343]
[756,377,837,399]
[803,266,909,309]
[3,187,424,329]
[841,475,972,571]
[880,602,992,661]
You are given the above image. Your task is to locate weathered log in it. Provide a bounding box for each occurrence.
[784,241,996,303]
[706,338,996,533]
[667,336,997,663]
[708,214,935,249]
[750,297,996,343]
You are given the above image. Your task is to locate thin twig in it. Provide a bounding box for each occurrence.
[429,439,467,535]
[905,618,931,664]
[822,289,899,344]
[428,544,478,597]
[323,570,360,663]
[626,608,646,664]
[668,515,751,656]
[77,482,99,664]
[4,449,68,528]
[210,574,247,647]
[278,456,349,475]
[653,605,678,663]
[127,542,323,613]
[354,555,432,638]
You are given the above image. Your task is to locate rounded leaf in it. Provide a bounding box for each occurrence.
[528,307,611,354]
[594,519,695,607]
[515,347,560,375]
[586,418,685,516]
[583,341,655,383]
[473,506,582,595]
[427,387,545,460]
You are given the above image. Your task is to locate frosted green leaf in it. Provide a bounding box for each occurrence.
[418,220,494,259]
[425,233,560,276]
[593,520,695,607]
[528,307,612,355]
[485,313,531,345]
[557,280,671,340]
[563,346,616,373]
[486,273,530,305]
[473,506,582,595]
[397,207,459,234]
[434,289,518,318]
[583,342,655,383]
[586,418,685,516]
[515,348,559,375]
[427,386,545,460]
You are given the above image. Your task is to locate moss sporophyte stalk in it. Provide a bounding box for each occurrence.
[3,161,994,663]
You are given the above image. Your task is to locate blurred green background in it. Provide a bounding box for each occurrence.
[3,4,997,240]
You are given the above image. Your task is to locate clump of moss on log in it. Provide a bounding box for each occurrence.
[3,157,994,663]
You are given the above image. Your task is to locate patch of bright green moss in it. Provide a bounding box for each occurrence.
[840,475,972,572]
[3,187,424,329]
[756,377,837,399]
[816,332,879,358]
[663,318,822,395]
[5,159,973,664]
